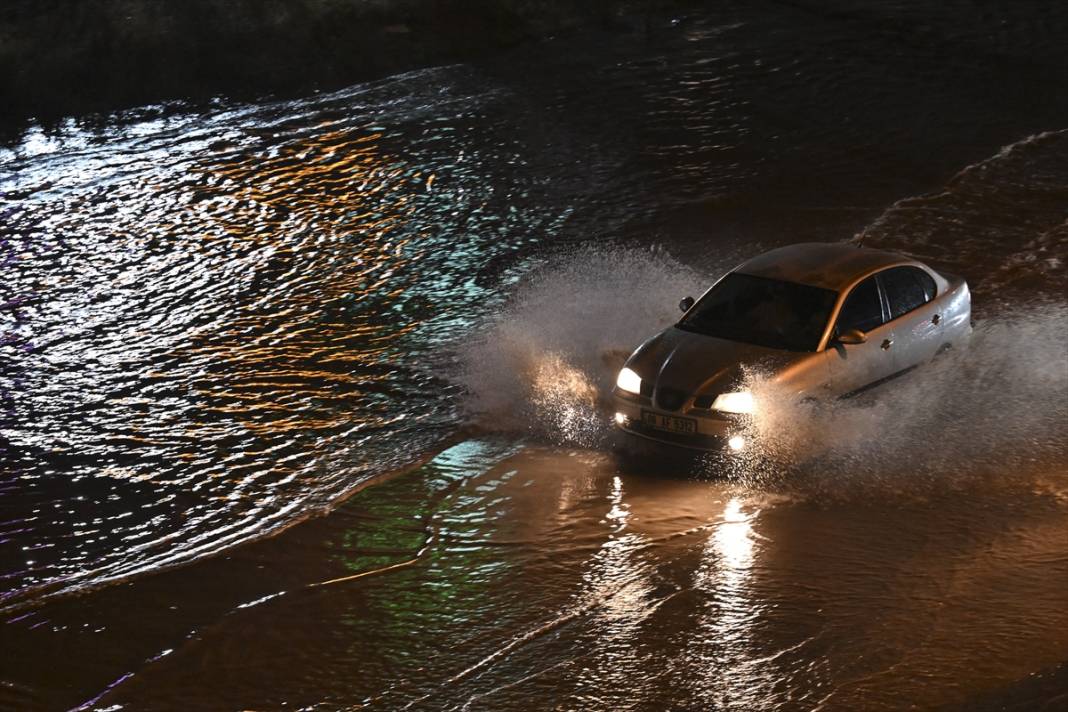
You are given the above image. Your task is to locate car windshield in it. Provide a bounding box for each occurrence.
[677,273,837,351]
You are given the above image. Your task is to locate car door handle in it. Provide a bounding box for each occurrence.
[932,314,941,325]
[881,339,893,350]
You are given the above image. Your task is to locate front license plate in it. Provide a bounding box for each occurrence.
[641,410,696,434]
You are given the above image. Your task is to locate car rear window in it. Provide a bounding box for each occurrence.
[677,273,837,352]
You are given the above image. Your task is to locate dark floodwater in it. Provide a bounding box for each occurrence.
[2,2,1067,710]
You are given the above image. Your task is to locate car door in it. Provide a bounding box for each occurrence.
[878,266,942,372]
[825,274,896,396]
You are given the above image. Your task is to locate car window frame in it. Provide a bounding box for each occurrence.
[831,274,889,340]
[876,266,937,323]
[916,268,938,301]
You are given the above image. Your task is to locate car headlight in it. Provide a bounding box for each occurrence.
[616,367,642,395]
[711,391,755,414]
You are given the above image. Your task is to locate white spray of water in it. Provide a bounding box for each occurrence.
[457,248,1067,489]
[731,303,1068,490]
[456,246,713,445]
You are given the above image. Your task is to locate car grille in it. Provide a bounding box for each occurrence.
[655,386,688,411]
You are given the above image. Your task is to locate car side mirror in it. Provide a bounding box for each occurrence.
[837,328,867,345]
[679,296,695,313]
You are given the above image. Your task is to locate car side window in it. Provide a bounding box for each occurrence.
[836,276,883,334]
[881,267,934,320]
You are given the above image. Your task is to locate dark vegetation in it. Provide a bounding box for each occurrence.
[0,0,693,127]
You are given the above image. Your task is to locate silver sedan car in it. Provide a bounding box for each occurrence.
[612,242,971,451]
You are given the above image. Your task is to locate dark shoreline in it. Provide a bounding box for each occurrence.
[0,0,693,133]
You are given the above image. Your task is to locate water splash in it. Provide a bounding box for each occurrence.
[724,302,1068,491]
[456,246,715,445]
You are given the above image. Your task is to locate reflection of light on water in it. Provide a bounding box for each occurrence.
[1,100,495,601]
[691,496,769,709]
[715,497,754,571]
[572,473,655,690]
[606,476,629,530]
[583,478,644,621]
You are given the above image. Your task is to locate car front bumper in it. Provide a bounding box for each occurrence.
[612,392,743,452]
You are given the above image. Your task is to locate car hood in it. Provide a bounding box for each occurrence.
[626,326,803,398]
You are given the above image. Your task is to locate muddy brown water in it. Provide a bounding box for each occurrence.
[2,2,1067,709]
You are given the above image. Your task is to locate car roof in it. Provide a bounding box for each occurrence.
[734,242,916,292]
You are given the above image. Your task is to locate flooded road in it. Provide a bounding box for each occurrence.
[5,440,1067,710]
[2,1,1067,709]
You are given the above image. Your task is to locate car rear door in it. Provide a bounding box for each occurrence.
[877,266,942,373]
[825,275,897,396]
